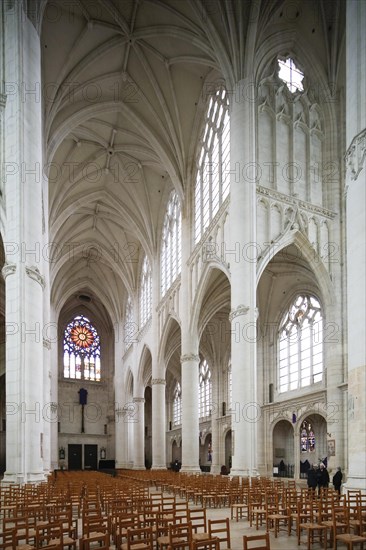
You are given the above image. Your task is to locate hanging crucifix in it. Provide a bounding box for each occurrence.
[78,388,88,433]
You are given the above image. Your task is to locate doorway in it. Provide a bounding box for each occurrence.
[68,444,82,470]
[84,444,98,470]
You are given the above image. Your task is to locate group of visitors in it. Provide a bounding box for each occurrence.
[307,463,343,494]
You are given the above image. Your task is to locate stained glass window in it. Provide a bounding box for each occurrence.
[195,87,230,244]
[199,359,212,418]
[173,382,181,426]
[161,191,182,296]
[63,315,101,381]
[300,420,316,452]
[279,294,323,393]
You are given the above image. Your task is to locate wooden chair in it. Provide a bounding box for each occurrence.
[121,526,153,550]
[297,501,327,550]
[230,491,249,522]
[112,513,140,547]
[35,521,63,549]
[156,514,173,550]
[208,518,231,550]
[242,532,270,550]
[80,532,110,550]
[82,515,108,539]
[333,505,366,550]
[167,522,193,550]
[322,504,348,548]
[192,539,220,550]
[188,509,209,542]
[266,503,291,538]
[0,529,16,550]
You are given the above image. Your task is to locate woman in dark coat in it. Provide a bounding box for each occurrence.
[332,467,343,493]
[317,463,330,493]
[307,464,318,492]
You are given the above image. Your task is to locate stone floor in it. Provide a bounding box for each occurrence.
[204,504,315,549]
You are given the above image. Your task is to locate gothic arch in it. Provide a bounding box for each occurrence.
[257,229,335,309]
[190,263,231,341]
[136,344,152,390]
[158,315,181,367]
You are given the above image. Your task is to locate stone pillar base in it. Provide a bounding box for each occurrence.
[2,471,46,484]
[180,466,201,474]
[230,468,259,478]
[151,465,167,470]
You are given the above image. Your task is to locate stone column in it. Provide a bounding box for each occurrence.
[48,307,58,471]
[180,213,200,472]
[151,258,166,469]
[114,321,127,469]
[181,353,200,472]
[2,2,46,483]
[344,0,366,493]
[151,378,166,469]
[133,396,145,469]
[210,369,220,474]
[229,79,258,477]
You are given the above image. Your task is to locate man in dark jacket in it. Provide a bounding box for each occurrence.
[307,463,318,492]
[332,467,343,494]
[317,462,330,493]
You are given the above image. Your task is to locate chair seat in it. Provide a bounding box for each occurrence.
[192,533,210,542]
[156,535,169,547]
[336,534,366,542]
[300,522,326,529]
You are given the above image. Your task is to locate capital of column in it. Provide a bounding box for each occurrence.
[115,408,127,418]
[25,265,45,289]
[181,354,200,363]
[2,262,17,279]
[345,128,366,182]
[229,304,249,321]
[133,397,145,403]
[152,378,166,385]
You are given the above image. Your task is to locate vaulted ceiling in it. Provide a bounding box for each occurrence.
[40,0,345,321]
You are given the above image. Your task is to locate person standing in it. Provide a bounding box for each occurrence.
[318,462,330,494]
[332,467,343,494]
[307,463,318,493]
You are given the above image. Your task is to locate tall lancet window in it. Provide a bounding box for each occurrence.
[173,382,182,426]
[199,359,212,418]
[161,191,182,296]
[139,255,152,328]
[195,87,230,243]
[63,315,101,381]
[279,294,323,393]
[125,295,133,350]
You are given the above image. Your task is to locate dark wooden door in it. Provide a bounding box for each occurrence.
[84,444,98,470]
[68,444,82,470]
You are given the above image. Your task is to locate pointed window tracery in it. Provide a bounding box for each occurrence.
[63,315,101,381]
[140,255,152,328]
[195,87,230,244]
[279,294,323,393]
[173,382,182,426]
[161,191,182,296]
[199,359,212,418]
[278,57,304,93]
